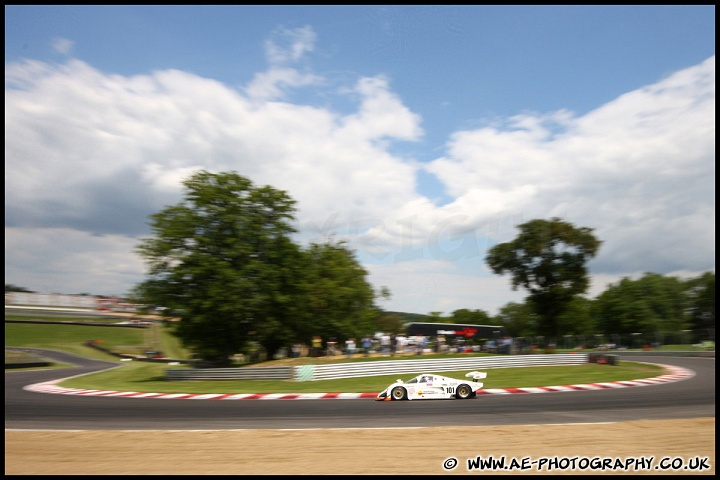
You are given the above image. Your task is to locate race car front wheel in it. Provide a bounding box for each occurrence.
[455,384,472,399]
[391,386,407,400]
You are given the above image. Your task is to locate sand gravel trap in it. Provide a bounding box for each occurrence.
[5,418,715,475]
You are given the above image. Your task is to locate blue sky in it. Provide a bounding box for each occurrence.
[5,5,716,315]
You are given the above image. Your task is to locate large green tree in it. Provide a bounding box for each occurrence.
[683,271,715,342]
[493,301,538,339]
[301,240,379,342]
[593,272,692,344]
[450,308,492,325]
[134,170,300,365]
[493,296,595,343]
[485,217,601,344]
[556,296,596,337]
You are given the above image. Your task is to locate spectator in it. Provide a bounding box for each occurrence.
[416,335,425,355]
[327,337,338,356]
[503,337,513,354]
[380,333,391,356]
[395,334,406,354]
[345,337,356,358]
[362,336,372,357]
[311,335,322,357]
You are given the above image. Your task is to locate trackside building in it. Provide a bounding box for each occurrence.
[405,322,507,340]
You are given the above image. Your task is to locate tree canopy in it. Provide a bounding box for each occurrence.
[683,271,715,341]
[593,272,692,341]
[134,170,381,365]
[485,217,601,343]
[5,284,34,293]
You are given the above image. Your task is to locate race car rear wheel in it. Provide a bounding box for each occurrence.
[455,384,472,399]
[391,386,407,400]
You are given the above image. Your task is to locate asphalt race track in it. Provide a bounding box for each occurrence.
[4,351,715,431]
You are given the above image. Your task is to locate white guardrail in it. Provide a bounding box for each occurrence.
[166,353,589,382]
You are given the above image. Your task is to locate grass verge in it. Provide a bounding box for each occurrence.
[54,358,665,394]
[4,318,671,394]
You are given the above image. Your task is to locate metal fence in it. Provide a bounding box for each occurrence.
[165,353,588,382]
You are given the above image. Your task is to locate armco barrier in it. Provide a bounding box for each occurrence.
[608,350,714,358]
[165,353,588,381]
[301,353,588,381]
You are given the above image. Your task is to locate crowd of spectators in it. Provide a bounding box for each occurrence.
[289,333,520,359]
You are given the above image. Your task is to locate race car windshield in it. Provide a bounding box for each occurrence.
[405,378,419,384]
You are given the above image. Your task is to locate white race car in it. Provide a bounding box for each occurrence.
[375,371,488,401]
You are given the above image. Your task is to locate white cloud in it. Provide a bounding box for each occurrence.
[264,25,317,65]
[4,34,714,314]
[4,53,430,296]
[244,26,323,101]
[244,67,322,101]
[338,76,423,142]
[425,55,715,275]
[4,227,143,296]
[366,260,528,316]
[51,37,74,55]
